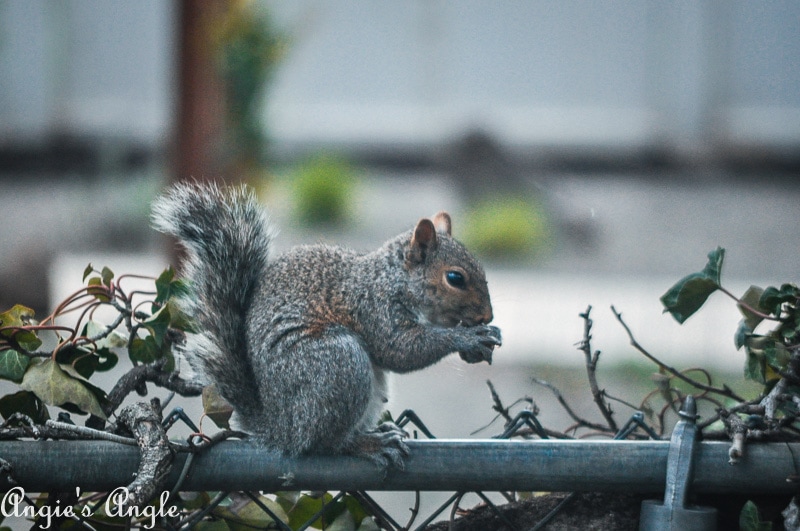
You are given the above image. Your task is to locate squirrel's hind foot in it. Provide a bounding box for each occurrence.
[349,422,410,472]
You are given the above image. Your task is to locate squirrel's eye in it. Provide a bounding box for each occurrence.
[445,270,466,289]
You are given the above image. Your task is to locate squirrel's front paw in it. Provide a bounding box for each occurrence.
[458,325,502,365]
[350,423,410,472]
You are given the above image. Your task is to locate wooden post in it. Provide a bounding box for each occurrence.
[173,0,230,185]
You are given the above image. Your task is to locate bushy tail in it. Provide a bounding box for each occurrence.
[151,182,273,420]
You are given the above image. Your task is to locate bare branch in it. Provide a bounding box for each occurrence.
[578,306,617,432]
[105,359,204,418]
[611,305,745,402]
[532,377,613,435]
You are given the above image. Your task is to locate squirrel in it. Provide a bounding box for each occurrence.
[151,182,501,468]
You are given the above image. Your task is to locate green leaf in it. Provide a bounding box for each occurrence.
[0,391,49,424]
[738,285,766,330]
[55,322,121,378]
[660,247,725,324]
[57,345,119,379]
[765,345,791,372]
[20,359,107,419]
[164,298,197,333]
[82,263,95,281]
[759,283,800,317]
[85,319,128,349]
[734,320,752,351]
[0,350,30,382]
[214,494,287,531]
[129,335,174,371]
[0,304,41,351]
[744,349,766,384]
[101,266,114,287]
[277,492,345,529]
[130,336,160,364]
[155,267,189,301]
[342,494,369,527]
[739,500,772,531]
[86,277,110,302]
[143,306,171,346]
[326,510,356,531]
[202,385,233,430]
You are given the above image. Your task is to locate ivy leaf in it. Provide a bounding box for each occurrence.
[342,495,370,527]
[326,510,357,531]
[130,336,160,364]
[130,335,174,371]
[214,494,287,531]
[143,305,171,346]
[0,391,49,424]
[86,277,110,302]
[100,266,114,287]
[660,247,724,324]
[738,285,766,331]
[20,359,107,419]
[82,263,95,282]
[202,385,234,429]
[759,283,800,317]
[276,492,346,530]
[0,350,30,382]
[56,346,119,380]
[0,304,41,351]
[153,267,190,308]
[734,320,752,351]
[744,349,766,384]
[739,500,772,531]
[85,320,128,350]
[165,298,197,333]
[765,345,791,372]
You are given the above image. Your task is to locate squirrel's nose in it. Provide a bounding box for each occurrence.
[479,309,493,324]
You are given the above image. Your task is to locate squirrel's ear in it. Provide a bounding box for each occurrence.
[432,211,452,236]
[407,218,438,264]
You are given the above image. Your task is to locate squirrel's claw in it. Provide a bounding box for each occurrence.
[349,423,410,473]
[458,325,502,365]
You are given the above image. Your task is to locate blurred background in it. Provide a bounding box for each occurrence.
[1,0,799,441]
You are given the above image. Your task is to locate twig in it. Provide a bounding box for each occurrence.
[532,378,612,435]
[578,306,617,432]
[719,409,748,464]
[602,391,639,412]
[487,379,514,423]
[471,381,535,436]
[697,399,764,430]
[44,420,137,445]
[611,305,745,402]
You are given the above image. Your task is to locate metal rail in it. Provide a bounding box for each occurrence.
[0,438,797,494]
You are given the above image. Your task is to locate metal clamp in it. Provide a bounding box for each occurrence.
[639,396,718,530]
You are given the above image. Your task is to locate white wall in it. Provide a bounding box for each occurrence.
[1,1,798,157]
[0,0,176,144]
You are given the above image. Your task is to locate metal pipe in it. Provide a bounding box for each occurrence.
[0,439,796,494]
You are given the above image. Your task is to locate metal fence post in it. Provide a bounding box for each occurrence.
[639,396,718,530]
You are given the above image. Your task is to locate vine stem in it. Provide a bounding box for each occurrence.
[611,305,745,402]
[717,285,780,322]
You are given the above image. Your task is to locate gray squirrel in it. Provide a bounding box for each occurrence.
[151,182,501,467]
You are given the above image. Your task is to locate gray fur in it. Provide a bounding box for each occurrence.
[151,182,501,466]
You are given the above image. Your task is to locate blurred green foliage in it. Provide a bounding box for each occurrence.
[461,196,549,260]
[215,2,286,168]
[290,153,359,226]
